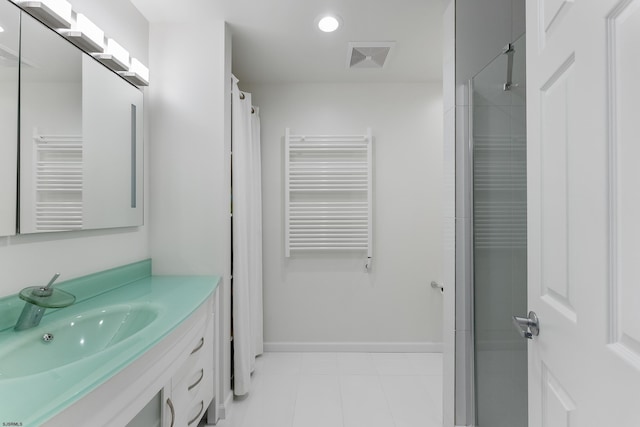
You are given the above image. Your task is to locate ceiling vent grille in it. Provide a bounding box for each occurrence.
[347,42,396,69]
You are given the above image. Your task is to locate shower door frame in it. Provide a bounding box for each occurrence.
[455,79,477,426]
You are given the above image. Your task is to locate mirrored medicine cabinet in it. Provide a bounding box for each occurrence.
[0,0,144,237]
[0,0,20,237]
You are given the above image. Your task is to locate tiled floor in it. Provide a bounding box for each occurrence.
[213,352,443,427]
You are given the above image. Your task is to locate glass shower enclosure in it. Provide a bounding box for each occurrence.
[471,34,527,427]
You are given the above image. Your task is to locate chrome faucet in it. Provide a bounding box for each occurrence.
[14,273,75,331]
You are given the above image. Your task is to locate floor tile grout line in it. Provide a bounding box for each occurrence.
[376,369,399,427]
[288,371,301,427]
[337,373,347,427]
[288,353,302,427]
[221,352,443,427]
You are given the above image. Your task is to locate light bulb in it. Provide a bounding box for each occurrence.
[318,16,340,32]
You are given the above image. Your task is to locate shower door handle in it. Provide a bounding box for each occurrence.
[512,311,540,339]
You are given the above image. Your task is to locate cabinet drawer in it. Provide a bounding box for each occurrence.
[172,322,208,385]
[185,396,206,426]
[177,364,208,395]
[174,313,214,400]
[180,368,213,427]
[163,299,215,427]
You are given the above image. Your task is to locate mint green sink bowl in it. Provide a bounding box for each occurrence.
[0,260,219,426]
[0,304,158,379]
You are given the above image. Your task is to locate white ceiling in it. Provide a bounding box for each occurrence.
[130,0,443,84]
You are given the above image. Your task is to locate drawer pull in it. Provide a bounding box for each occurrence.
[166,398,175,427]
[187,400,204,426]
[188,368,205,391]
[190,337,204,355]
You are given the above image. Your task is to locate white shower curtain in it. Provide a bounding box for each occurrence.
[231,76,263,396]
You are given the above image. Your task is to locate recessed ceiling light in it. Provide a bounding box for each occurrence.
[318,15,340,33]
[0,27,4,33]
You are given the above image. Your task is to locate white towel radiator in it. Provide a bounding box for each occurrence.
[284,128,373,259]
[33,131,83,232]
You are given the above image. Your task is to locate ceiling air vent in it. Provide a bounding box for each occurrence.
[347,42,396,69]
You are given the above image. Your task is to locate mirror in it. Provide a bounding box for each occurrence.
[19,12,143,234]
[0,1,20,237]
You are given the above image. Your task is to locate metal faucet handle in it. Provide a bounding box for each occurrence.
[43,273,61,290]
[32,273,61,297]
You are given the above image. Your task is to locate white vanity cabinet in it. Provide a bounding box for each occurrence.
[46,291,216,427]
[162,305,215,427]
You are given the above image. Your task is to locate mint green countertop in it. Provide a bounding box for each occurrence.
[0,260,220,426]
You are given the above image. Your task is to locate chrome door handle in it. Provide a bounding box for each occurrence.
[512,311,540,339]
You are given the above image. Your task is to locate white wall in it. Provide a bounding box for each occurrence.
[147,21,228,276]
[0,0,150,298]
[244,82,444,349]
[147,20,232,420]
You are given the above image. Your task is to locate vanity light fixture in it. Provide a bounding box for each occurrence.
[17,0,150,87]
[119,58,149,86]
[59,13,104,53]
[318,15,340,33]
[19,0,73,29]
[94,38,129,72]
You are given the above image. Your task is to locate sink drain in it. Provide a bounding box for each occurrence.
[42,333,54,342]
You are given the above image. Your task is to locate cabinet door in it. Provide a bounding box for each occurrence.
[19,12,144,234]
[82,55,143,229]
[161,385,175,427]
[0,0,19,237]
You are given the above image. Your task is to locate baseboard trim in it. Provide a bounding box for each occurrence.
[263,342,443,353]
[216,391,233,422]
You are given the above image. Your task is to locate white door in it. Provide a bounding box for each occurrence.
[526,0,640,425]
